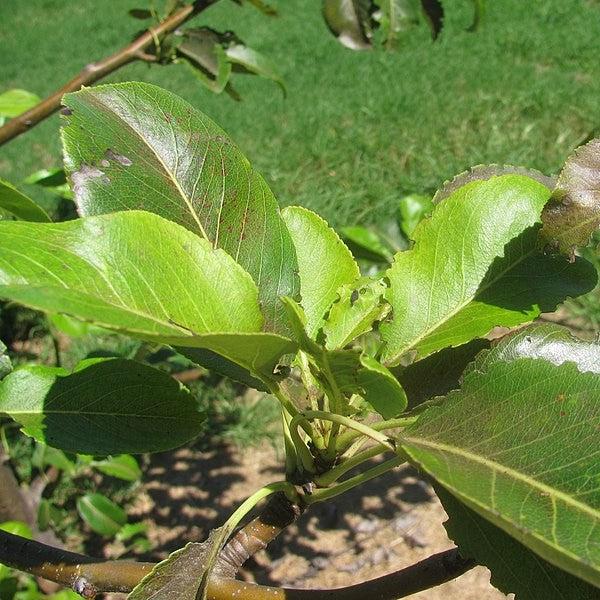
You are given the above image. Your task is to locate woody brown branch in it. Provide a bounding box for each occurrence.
[0,0,216,147]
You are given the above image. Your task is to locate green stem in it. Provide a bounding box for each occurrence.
[335,416,417,452]
[305,454,408,505]
[314,444,389,487]
[281,410,298,477]
[291,410,397,452]
[222,481,300,535]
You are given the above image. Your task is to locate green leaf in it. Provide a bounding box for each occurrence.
[0,178,51,222]
[326,349,407,418]
[282,206,359,338]
[177,29,233,94]
[31,444,75,474]
[540,138,600,256]
[412,228,597,359]
[77,493,127,537]
[23,168,67,188]
[340,226,393,262]
[116,522,148,542]
[0,89,40,119]
[381,175,553,365]
[129,527,235,600]
[397,193,433,239]
[0,340,11,381]
[225,44,286,95]
[0,212,296,381]
[0,358,206,455]
[61,82,299,334]
[323,278,390,350]
[437,485,600,600]
[401,325,600,587]
[323,0,373,50]
[93,455,142,481]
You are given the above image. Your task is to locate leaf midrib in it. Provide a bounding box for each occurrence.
[403,436,599,522]
[84,91,210,241]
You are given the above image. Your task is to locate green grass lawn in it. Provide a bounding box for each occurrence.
[1,0,599,229]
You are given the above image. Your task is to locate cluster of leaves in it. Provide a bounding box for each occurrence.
[323,0,486,50]
[0,82,598,599]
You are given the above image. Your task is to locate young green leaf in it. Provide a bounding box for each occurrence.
[373,0,420,48]
[282,206,359,338]
[77,493,127,537]
[381,175,554,365]
[323,0,373,50]
[323,278,389,350]
[540,138,600,256]
[0,358,205,455]
[0,212,296,380]
[437,485,600,600]
[401,325,600,587]
[61,82,299,333]
[0,177,51,222]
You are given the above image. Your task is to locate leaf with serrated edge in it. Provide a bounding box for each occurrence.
[437,485,600,600]
[0,358,205,455]
[0,177,51,222]
[323,278,389,350]
[540,138,600,256]
[0,212,296,382]
[282,206,359,339]
[61,82,299,333]
[381,175,553,365]
[402,325,600,587]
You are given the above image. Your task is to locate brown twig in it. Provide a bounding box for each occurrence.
[0,526,475,599]
[0,0,216,147]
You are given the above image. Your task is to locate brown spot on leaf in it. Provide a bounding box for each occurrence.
[71,164,109,196]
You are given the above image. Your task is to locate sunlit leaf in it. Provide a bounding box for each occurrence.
[0,89,40,119]
[0,212,296,381]
[93,455,142,481]
[61,82,299,334]
[282,207,359,338]
[225,44,286,95]
[397,193,433,239]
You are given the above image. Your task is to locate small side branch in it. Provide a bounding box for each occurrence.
[0,0,215,147]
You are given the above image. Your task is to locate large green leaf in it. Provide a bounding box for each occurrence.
[437,485,600,600]
[282,206,359,338]
[0,358,205,455]
[61,82,299,333]
[401,325,600,586]
[0,212,295,381]
[0,177,51,222]
[381,175,553,365]
[540,138,600,256]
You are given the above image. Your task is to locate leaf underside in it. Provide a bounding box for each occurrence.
[402,324,600,587]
